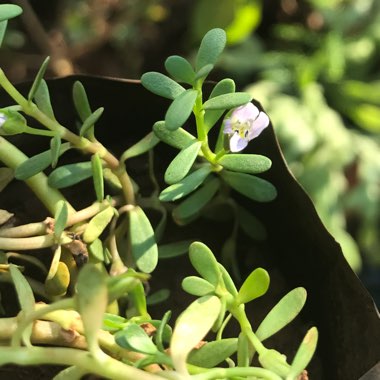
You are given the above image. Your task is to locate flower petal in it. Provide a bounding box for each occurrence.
[223,119,233,134]
[248,112,269,140]
[229,132,248,152]
[233,102,259,121]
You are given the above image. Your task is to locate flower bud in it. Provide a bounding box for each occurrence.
[0,110,27,135]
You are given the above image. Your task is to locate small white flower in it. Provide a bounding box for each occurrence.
[224,103,269,152]
[0,113,6,128]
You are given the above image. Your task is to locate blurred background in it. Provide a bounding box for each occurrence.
[1,0,380,304]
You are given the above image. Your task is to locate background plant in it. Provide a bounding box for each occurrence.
[0,6,317,379]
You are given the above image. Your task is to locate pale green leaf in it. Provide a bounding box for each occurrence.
[165,89,197,130]
[236,268,270,305]
[141,72,185,99]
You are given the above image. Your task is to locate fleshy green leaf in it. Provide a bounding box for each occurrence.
[203,92,252,110]
[159,165,212,202]
[182,276,215,296]
[164,141,202,185]
[0,21,7,48]
[76,264,108,355]
[146,288,170,305]
[288,327,318,379]
[107,272,141,303]
[165,89,198,130]
[0,4,23,22]
[50,135,61,168]
[221,170,277,202]
[171,295,222,374]
[9,265,35,345]
[189,242,221,286]
[165,55,195,84]
[158,240,192,259]
[54,200,68,239]
[153,121,197,150]
[115,323,158,354]
[204,78,236,131]
[129,206,158,273]
[218,154,272,174]
[73,81,92,122]
[128,276,149,318]
[218,263,238,296]
[48,161,93,189]
[196,28,227,71]
[172,177,220,223]
[121,132,160,161]
[34,79,55,119]
[28,57,51,101]
[45,260,70,297]
[88,238,105,262]
[188,338,238,368]
[256,288,307,342]
[83,206,115,243]
[141,72,185,99]
[14,143,71,180]
[194,64,214,81]
[79,107,104,137]
[236,268,270,305]
[91,153,104,202]
[103,313,126,331]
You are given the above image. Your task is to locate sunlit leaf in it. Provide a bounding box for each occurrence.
[256,288,307,342]
[115,323,158,354]
[182,276,215,296]
[189,242,221,286]
[88,238,105,262]
[83,206,115,243]
[236,268,270,305]
[76,264,108,355]
[188,338,238,368]
[159,165,212,202]
[218,263,238,296]
[165,89,197,130]
[141,72,185,99]
[171,295,221,374]
[288,327,318,379]
[45,261,70,297]
[129,206,158,273]
[165,141,202,184]
[221,170,277,202]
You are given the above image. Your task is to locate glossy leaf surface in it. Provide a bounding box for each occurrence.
[83,206,115,243]
[203,92,252,110]
[0,5,22,22]
[182,276,215,296]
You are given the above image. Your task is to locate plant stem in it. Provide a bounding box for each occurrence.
[0,136,75,215]
[0,346,163,380]
[0,233,71,251]
[0,69,136,206]
[189,366,282,380]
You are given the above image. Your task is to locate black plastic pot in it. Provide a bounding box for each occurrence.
[0,76,379,380]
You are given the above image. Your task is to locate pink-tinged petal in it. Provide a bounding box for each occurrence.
[233,102,259,121]
[229,132,248,152]
[224,119,233,134]
[248,112,270,140]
